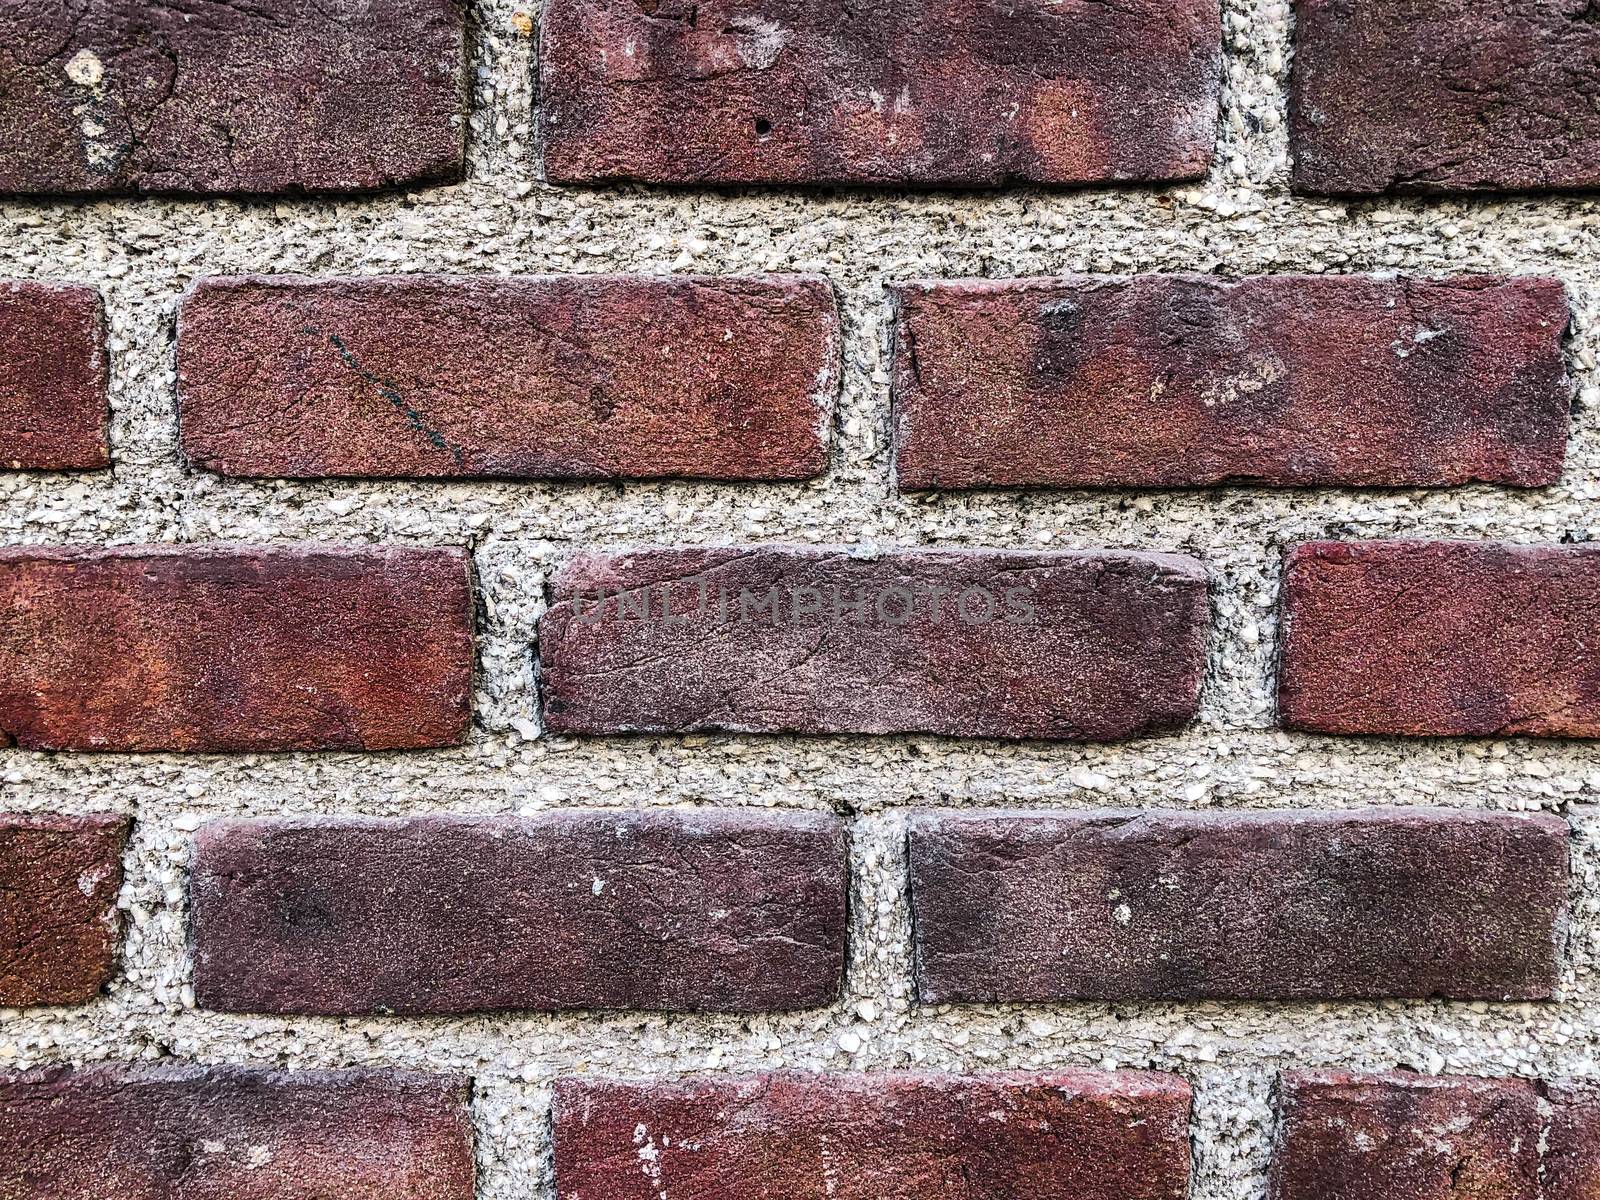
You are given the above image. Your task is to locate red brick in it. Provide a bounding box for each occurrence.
[0,283,108,471]
[0,813,129,1005]
[1279,540,1600,738]
[892,275,1572,489]
[0,0,466,196]
[178,275,838,480]
[554,1070,1192,1200]
[0,1064,474,1199]
[1291,0,1600,195]
[539,0,1220,186]
[1269,1072,1542,1200]
[1544,1081,1600,1200]
[190,809,846,1015]
[537,546,1208,741]
[909,808,1567,1004]
[0,545,473,753]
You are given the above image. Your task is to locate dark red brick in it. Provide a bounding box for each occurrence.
[0,283,107,471]
[555,1070,1192,1200]
[0,813,128,1005]
[191,809,846,1015]
[0,545,473,753]
[1544,1081,1600,1200]
[1269,1072,1542,1200]
[1279,540,1600,738]
[0,1064,474,1199]
[539,0,1221,186]
[892,275,1572,490]
[0,0,466,196]
[537,546,1208,741]
[1291,0,1600,194]
[909,808,1568,1004]
[178,274,838,480]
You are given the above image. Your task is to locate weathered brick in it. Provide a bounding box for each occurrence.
[0,283,108,471]
[909,808,1568,1003]
[191,809,846,1015]
[555,1070,1192,1200]
[1269,1072,1543,1200]
[1545,1081,1600,1200]
[539,0,1221,186]
[537,546,1208,741]
[1290,0,1600,194]
[892,275,1572,490]
[0,813,128,1005]
[0,545,473,753]
[0,0,466,196]
[1279,540,1600,738]
[0,1064,474,1199]
[178,274,838,480]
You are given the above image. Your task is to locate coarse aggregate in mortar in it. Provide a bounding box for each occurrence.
[2,0,1600,1198]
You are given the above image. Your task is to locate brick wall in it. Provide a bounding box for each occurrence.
[3,0,1600,1198]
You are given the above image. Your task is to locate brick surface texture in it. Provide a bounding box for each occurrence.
[1270,1071,1600,1200]
[1291,0,1600,195]
[0,813,128,1006]
[892,274,1573,489]
[538,546,1209,740]
[0,545,473,752]
[178,274,839,480]
[7,0,1600,1191]
[540,0,1221,187]
[0,0,467,196]
[0,1064,475,1199]
[0,282,107,471]
[909,808,1569,1003]
[190,809,847,1015]
[1280,540,1600,737]
[554,1070,1193,1200]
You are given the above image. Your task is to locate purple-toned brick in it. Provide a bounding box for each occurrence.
[539,0,1221,186]
[0,283,108,470]
[0,0,466,195]
[1279,540,1600,738]
[190,809,847,1015]
[178,274,838,480]
[537,545,1208,741]
[555,1070,1192,1200]
[0,1064,475,1199]
[909,808,1568,1003]
[1291,0,1600,194]
[0,545,473,753]
[0,813,129,1005]
[892,275,1572,489]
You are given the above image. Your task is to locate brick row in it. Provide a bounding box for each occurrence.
[909,808,1569,1003]
[4,2,1593,195]
[190,810,847,1015]
[2,538,1598,752]
[0,813,128,1006]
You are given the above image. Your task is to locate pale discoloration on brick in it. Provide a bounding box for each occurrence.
[0,813,128,1006]
[555,1070,1193,1200]
[892,275,1573,489]
[178,274,839,480]
[1291,0,1600,195]
[0,1064,475,1199]
[538,545,1209,741]
[540,0,1222,186]
[190,809,848,1015]
[1279,540,1600,738]
[909,808,1569,1003]
[0,545,474,752]
[0,0,468,196]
